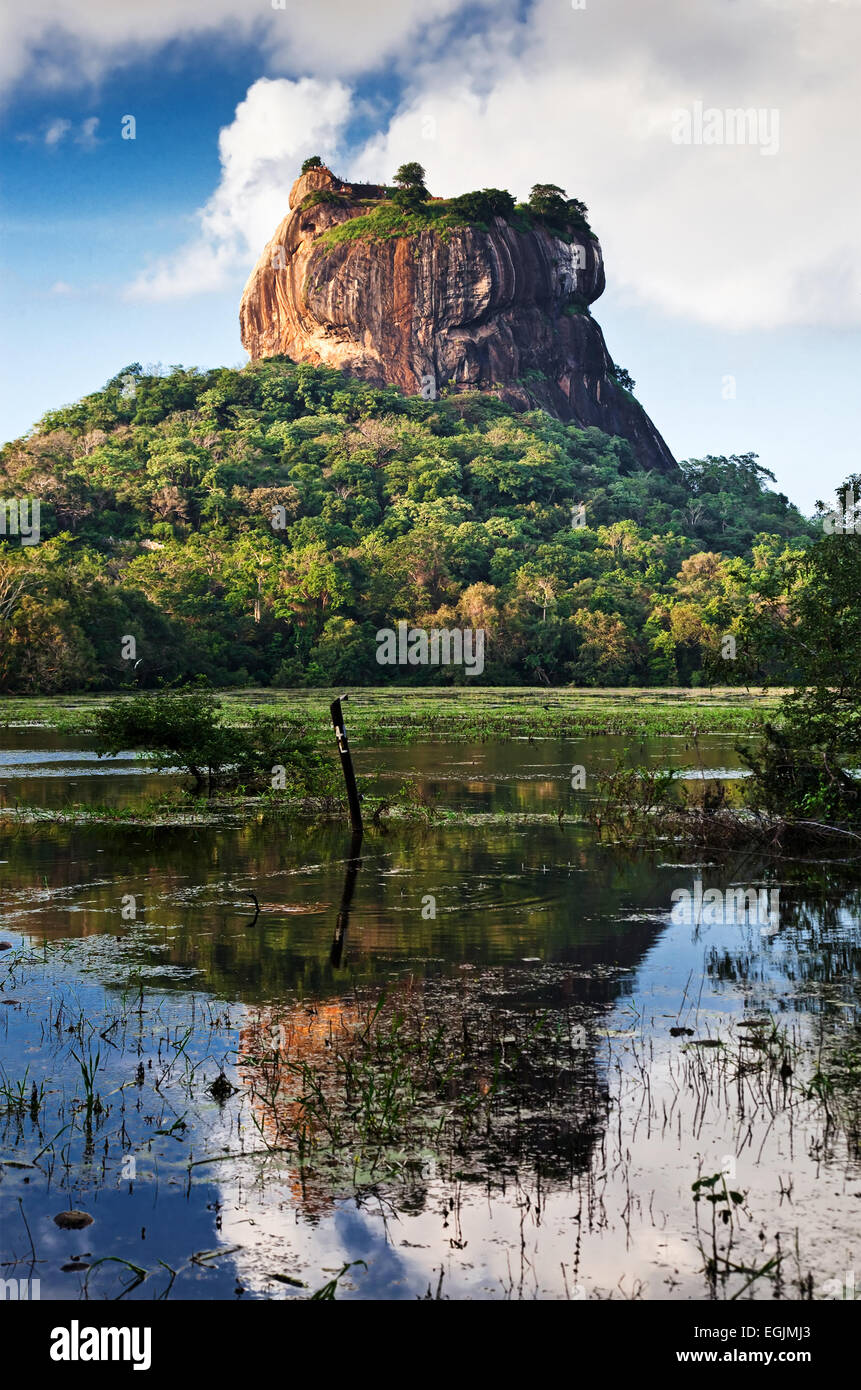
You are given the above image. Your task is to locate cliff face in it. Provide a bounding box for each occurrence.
[239,168,677,473]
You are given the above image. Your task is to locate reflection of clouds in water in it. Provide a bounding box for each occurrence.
[215,1147,699,1300]
[1,720,860,1298]
[219,1197,416,1300]
[0,749,168,776]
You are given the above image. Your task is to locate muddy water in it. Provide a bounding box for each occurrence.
[0,728,859,1301]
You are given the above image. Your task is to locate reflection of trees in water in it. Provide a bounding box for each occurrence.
[237,971,612,1219]
[701,868,861,1161]
[704,872,861,1002]
[10,820,676,1000]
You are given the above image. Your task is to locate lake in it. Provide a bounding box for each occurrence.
[1,722,858,1301]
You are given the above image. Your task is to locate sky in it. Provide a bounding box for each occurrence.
[1,0,859,514]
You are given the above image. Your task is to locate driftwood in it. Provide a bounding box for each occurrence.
[653,809,861,857]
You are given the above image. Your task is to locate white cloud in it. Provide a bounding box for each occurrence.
[76,115,99,147]
[0,0,482,96]
[114,0,861,328]
[126,77,352,301]
[351,0,861,330]
[44,117,71,145]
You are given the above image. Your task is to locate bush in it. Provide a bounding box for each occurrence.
[92,682,336,798]
[392,187,427,212]
[301,189,346,210]
[449,188,516,223]
[741,723,861,824]
[611,365,636,393]
[527,184,593,236]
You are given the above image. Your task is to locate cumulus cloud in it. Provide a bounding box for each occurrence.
[0,0,483,96]
[126,77,352,300]
[114,0,860,328]
[352,0,861,330]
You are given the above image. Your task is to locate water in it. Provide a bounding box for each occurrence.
[0,728,166,810]
[0,727,858,1301]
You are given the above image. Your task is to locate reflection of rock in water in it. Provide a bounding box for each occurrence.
[238,1001,363,1218]
[237,970,612,1217]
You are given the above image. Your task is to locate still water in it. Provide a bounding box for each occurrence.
[0,730,858,1300]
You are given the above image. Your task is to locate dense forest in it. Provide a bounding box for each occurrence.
[0,358,815,692]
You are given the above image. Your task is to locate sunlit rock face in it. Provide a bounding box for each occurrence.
[240,167,677,474]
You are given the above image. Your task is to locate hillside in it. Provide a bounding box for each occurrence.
[0,357,813,693]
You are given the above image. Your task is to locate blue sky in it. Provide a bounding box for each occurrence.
[2,0,859,513]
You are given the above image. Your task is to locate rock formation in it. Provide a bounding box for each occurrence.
[239,167,677,473]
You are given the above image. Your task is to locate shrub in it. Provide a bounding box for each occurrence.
[448,188,516,223]
[611,365,636,393]
[301,189,346,210]
[92,682,335,798]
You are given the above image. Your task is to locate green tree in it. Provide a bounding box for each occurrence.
[743,508,861,821]
[393,162,427,191]
[611,364,636,393]
[0,355,815,693]
[392,161,429,209]
[529,183,568,220]
[92,682,334,797]
[449,188,516,223]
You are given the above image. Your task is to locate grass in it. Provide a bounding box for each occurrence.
[0,686,778,743]
[311,199,483,251]
[0,685,776,829]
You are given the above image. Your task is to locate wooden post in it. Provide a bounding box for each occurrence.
[330,695,363,834]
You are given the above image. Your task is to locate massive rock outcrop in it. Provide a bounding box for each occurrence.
[240,167,677,473]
